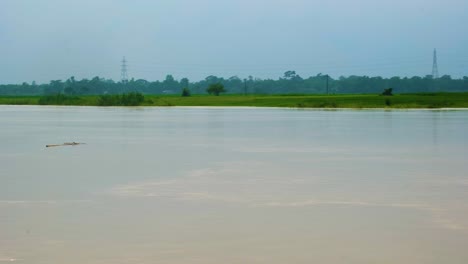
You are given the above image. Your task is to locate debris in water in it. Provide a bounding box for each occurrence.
[46,142,86,148]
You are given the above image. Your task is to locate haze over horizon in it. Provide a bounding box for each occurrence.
[1,0,468,84]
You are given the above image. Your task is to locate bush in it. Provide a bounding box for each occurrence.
[181,88,191,97]
[97,92,145,106]
[381,88,393,96]
[38,94,80,105]
[120,92,144,106]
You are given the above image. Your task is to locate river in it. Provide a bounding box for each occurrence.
[1,106,467,264]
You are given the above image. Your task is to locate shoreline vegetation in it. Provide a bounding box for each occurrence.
[1,92,468,109]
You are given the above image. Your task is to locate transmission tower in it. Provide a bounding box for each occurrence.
[432,49,439,79]
[121,56,128,83]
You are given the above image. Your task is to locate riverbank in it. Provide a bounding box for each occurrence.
[1,93,468,108]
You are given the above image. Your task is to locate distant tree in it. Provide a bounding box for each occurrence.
[64,86,76,95]
[163,74,178,91]
[44,80,64,95]
[179,77,190,95]
[205,75,222,84]
[78,86,90,95]
[207,83,226,96]
[283,70,297,80]
[180,78,189,88]
[3,72,468,96]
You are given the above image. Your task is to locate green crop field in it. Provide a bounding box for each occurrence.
[1,93,468,108]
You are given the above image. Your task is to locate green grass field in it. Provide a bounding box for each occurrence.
[1,93,468,108]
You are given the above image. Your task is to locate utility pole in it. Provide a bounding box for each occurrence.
[121,56,128,83]
[432,49,439,79]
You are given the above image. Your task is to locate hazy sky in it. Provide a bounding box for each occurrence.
[1,0,468,84]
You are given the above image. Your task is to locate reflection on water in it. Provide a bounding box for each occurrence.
[1,106,468,264]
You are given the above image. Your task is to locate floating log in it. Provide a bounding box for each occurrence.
[46,142,85,148]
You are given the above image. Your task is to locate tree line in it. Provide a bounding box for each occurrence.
[1,72,468,96]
